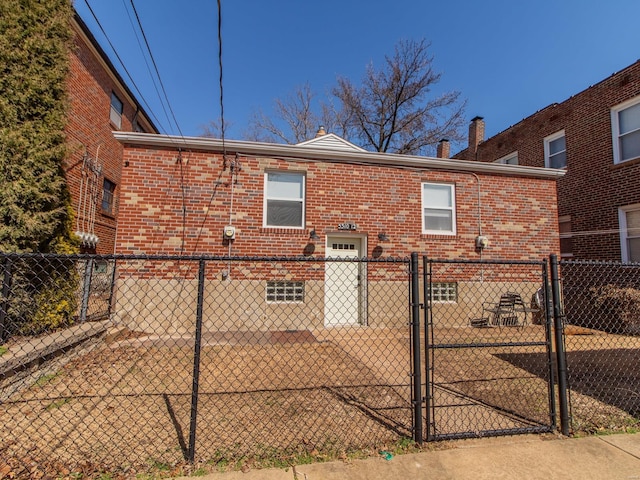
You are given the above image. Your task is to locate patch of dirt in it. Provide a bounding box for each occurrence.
[0,333,413,478]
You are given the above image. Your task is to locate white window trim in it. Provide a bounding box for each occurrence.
[619,204,640,262]
[611,96,640,165]
[544,130,566,169]
[494,151,518,165]
[263,171,306,229]
[421,182,456,235]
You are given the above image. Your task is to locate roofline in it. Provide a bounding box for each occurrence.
[71,11,159,134]
[480,59,640,142]
[114,132,567,180]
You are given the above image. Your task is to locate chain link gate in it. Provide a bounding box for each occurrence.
[420,257,557,441]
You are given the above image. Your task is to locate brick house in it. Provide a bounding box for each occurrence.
[110,130,564,332]
[64,12,157,254]
[452,60,640,262]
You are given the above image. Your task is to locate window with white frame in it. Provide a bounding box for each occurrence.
[264,171,305,228]
[110,92,123,129]
[495,152,519,165]
[619,205,640,262]
[422,182,456,235]
[266,281,304,303]
[611,97,640,164]
[559,215,573,258]
[544,130,567,169]
[431,282,458,302]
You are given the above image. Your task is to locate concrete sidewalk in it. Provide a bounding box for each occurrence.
[175,433,640,480]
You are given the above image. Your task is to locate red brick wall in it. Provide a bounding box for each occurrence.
[63,27,145,254]
[115,144,560,262]
[454,60,640,261]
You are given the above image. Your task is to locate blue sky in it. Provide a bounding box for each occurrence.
[75,0,640,152]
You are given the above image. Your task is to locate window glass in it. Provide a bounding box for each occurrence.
[266,281,304,302]
[265,172,305,228]
[620,206,640,262]
[546,133,567,169]
[613,98,640,163]
[110,92,123,129]
[431,282,458,302]
[626,210,640,261]
[102,179,116,214]
[495,153,518,165]
[422,183,455,234]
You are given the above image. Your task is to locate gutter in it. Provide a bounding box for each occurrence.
[113,132,567,180]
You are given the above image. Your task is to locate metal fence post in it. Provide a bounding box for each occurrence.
[188,259,206,462]
[542,261,557,429]
[422,255,432,442]
[0,256,13,343]
[550,254,570,435]
[410,252,423,444]
[79,258,94,323]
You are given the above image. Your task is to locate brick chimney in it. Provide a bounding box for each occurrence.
[436,139,450,159]
[315,125,327,137]
[468,116,485,157]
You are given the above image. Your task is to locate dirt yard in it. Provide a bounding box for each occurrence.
[1,324,639,479]
[0,328,414,478]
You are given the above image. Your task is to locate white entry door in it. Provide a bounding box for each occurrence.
[325,237,362,326]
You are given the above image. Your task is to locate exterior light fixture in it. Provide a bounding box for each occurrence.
[378,232,389,242]
[310,230,321,241]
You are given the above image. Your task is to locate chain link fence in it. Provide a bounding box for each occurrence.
[422,258,556,440]
[0,253,413,476]
[558,260,640,433]
[3,253,640,477]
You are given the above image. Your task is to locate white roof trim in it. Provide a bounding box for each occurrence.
[296,133,366,152]
[113,132,567,180]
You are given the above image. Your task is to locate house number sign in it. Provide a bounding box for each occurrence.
[338,222,357,231]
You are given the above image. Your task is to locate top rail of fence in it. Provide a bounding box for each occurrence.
[0,253,411,264]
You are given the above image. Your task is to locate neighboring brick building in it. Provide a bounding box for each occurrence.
[111,130,564,331]
[64,12,157,254]
[452,60,640,262]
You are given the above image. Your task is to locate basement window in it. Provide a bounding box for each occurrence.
[266,281,304,303]
[430,282,458,303]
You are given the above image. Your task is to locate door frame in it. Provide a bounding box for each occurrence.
[324,234,367,327]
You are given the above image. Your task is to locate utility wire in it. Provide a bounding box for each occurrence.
[81,0,169,135]
[128,0,185,138]
[217,0,226,153]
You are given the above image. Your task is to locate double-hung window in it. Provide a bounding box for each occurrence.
[611,97,640,164]
[110,92,123,129]
[544,130,567,169]
[422,182,456,235]
[264,172,305,228]
[619,204,640,262]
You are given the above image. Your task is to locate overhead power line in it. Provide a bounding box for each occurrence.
[128,0,185,138]
[81,0,169,134]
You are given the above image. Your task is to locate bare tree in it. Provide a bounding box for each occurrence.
[244,83,346,144]
[199,118,234,138]
[240,39,466,154]
[333,39,466,155]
